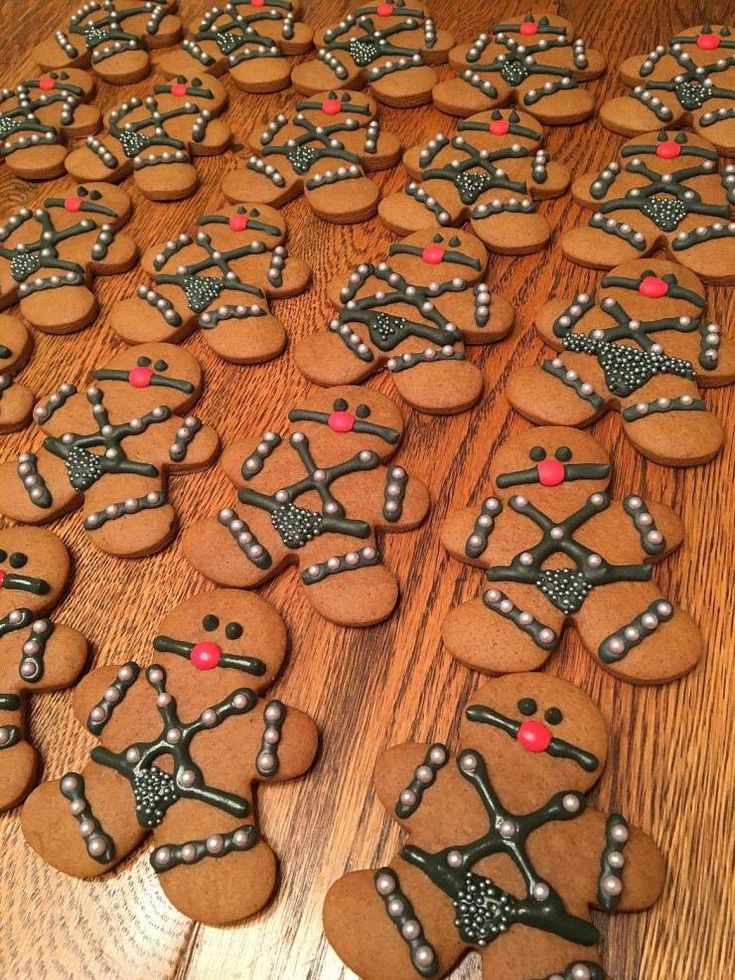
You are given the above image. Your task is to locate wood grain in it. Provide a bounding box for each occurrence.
[0,1,733,978]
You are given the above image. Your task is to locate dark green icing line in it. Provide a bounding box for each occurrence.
[84,491,168,531]
[152,634,266,677]
[541,356,605,410]
[621,395,706,422]
[256,700,286,777]
[86,662,140,735]
[218,508,273,569]
[622,495,665,555]
[482,587,557,650]
[151,824,259,874]
[0,724,21,750]
[465,497,501,558]
[59,771,115,864]
[395,744,448,818]
[301,545,380,584]
[17,451,52,508]
[598,599,673,664]
[374,867,438,977]
[382,466,407,523]
[598,813,628,909]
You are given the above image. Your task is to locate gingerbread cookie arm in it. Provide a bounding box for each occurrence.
[352,463,430,531]
[0,448,82,525]
[0,695,37,812]
[183,510,292,590]
[246,699,319,783]
[0,379,36,434]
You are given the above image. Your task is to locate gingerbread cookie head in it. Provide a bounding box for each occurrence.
[21,588,318,925]
[324,673,664,980]
[0,527,88,813]
[440,426,701,683]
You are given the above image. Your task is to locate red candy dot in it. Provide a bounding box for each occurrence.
[519,21,538,36]
[64,196,82,213]
[0,570,5,587]
[229,213,249,232]
[639,275,668,298]
[655,140,681,159]
[170,82,188,97]
[422,245,445,264]
[376,2,394,16]
[39,75,55,91]
[537,458,565,487]
[128,366,154,388]
[252,0,266,6]
[489,119,510,136]
[322,98,342,115]
[696,33,720,50]
[517,719,552,753]
[328,410,355,433]
[191,641,222,670]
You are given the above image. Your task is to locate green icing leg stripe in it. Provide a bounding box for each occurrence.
[465,497,501,558]
[18,617,54,683]
[86,662,140,735]
[17,452,52,508]
[673,222,735,251]
[395,744,448,818]
[84,491,168,530]
[301,545,380,584]
[151,824,259,873]
[622,495,665,555]
[386,347,466,374]
[374,868,438,978]
[541,357,605,410]
[218,508,272,569]
[383,466,407,523]
[406,180,452,225]
[598,599,673,663]
[256,700,286,777]
[483,588,557,650]
[60,771,115,864]
[621,394,706,423]
[598,813,628,909]
[588,212,647,250]
[699,321,721,369]
[241,432,282,480]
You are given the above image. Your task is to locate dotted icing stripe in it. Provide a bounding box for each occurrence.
[597,814,628,908]
[86,662,140,734]
[374,867,438,977]
[256,699,285,776]
[395,743,448,818]
[60,771,115,864]
[151,823,259,873]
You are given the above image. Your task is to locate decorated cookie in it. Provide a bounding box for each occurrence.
[222,90,401,224]
[159,0,313,93]
[0,527,88,813]
[290,1,454,108]
[378,108,570,254]
[0,344,219,558]
[65,74,231,202]
[507,260,735,466]
[182,386,430,626]
[433,11,606,123]
[0,182,136,335]
[33,0,182,86]
[440,427,701,683]
[0,70,100,181]
[0,316,35,433]
[110,204,311,363]
[21,589,318,924]
[562,129,735,284]
[324,672,665,980]
[600,23,735,155]
[295,230,514,414]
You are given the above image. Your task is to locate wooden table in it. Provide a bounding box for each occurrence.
[0,1,733,977]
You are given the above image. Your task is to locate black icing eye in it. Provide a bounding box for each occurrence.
[355,404,370,418]
[555,446,572,462]
[90,190,102,200]
[0,549,6,563]
[9,552,27,569]
[333,397,348,411]
[225,622,243,640]
[448,235,461,247]
[154,359,168,371]
[78,186,88,197]
[545,707,563,725]
[517,698,537,716]
[137,356,152,367]
[529,446,546,462]
[202,614,219,632]
[432,233,443,243]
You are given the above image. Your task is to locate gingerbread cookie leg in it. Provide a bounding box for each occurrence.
[0,448,82,525]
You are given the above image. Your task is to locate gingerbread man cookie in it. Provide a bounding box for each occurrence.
[33,0,182,86]
[0,316,35,433]
[21,589,318,925]
[65,74,231,202]
[378,108,570,254]
[182,386,430,626]
[0,69,100,181]
[562,129,735,284]
[159,0,313,93]
[291,1,454,108]
[324,672,665,980]
[507,260,735,466]
[0,182,136,335]
[222,90,401,224]
[0,344,219,558]
[600,23,735,155]
[0,527,88,813]
[294,230,514,415]
[433,11,606,123]
[110,204,311,363]
[440,427,701,684]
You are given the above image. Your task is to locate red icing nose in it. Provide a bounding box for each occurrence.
[252,0,266,6]
[39,75,55,91]
[655,140,681,160]
[696,33,720,50]
[537,458,565,486]
[0,570,5,587]
[229,213,249,231]
[128,366,154,388]
[489,119,510,136]
[322,98,342,115]
[639,275,668,298]
[520,21,538,35]
[171,82,188,97]
[517,719,552,752]
[328,410,355,432]
[64,196,82,212]
[191,642,222,670]
[376,2,394,15]
[422,245,445,264]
